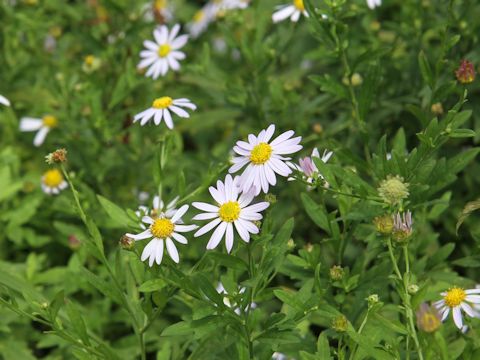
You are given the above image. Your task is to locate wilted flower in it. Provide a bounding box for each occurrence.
[229,124,302,195]
[138,24,188,79]
[126,205,197,266]
[143,0,174,23]
[416,303,441,333]
[433,287,480,330]
[45,148,67,164]
[41,169,68,195]
[272,0,308,23]
[331,315,348,332]
[392,211,413,243]
[119,235,135,250]
[373,214,394,234]
[377,175,409,205]
[133,96,197,129]
[193,175,270,253]
[455,59,475,84]
[20,115,58,147]
[329,265,344,281]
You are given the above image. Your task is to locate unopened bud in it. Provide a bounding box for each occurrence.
[408,284,419,294]
[431,102,443,115]
[373,215,394,234]
[312,123,323,134]
[331,315,348,332]
[264,194,277,204]
[68,235,81,250]
[367,294,379,308]
[287,238,295,249]
[119,235,135,250]
[329,265,344,281]
[45,148,67,164]
[351,73,363,86]
[377,175,409,205]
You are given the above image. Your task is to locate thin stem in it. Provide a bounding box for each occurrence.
[350,309,370,360]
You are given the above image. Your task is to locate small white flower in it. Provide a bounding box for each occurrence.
[142,0,174,23]
[216,282,256,315]
[0,95,10,107]
[138,24,188,79]
[272,0,308,23]
[135,195,180,229]
[133,96,197,129]
[20,115,58,147]
[366,0,382,9]
[41,169,68,195]
[193,175,269,253]
[221,0,250,10]
[229,124,302,195]
[126,205,197,267]
[434,287,480,330]
[187,5,217,38]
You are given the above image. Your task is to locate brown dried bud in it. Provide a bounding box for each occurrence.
[45,148,67,164]
[455,59,475,84]
[119,235,135,250]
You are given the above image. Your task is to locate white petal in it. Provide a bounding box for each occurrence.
[272,5,296,23]
[453,307,463,329]
[243,202,270,214]
[143,40,159,51]
[154,26,168,44]
[163,109,174,129]
[441,307,450,321]
[175,224,198,233]
[209,186,225,204]
[234,220,250,242]
[19,118,43,131]
[0,94,10,106]
[142,216,154,225]
[172,204,189,223]
[171,34,188,49]
[206,221,227,250]
[167,55,181,71]
[168,24,181,42]
[194,218,222,237]
[155,239,164,265]
[169,105,190,118]
[291,10,301,22]
[225,223,234,253]
[270,130,294,146]
[193,212,218,221]
[33,127,50,147]
[154,110,163,125]
[126,229,152,241]
[461,302,477,318]
[166,238,179,263]
[171,232,188,244]
[193,202,219,212]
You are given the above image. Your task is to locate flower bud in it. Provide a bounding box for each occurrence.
[377,175,409,205]
[329,265,344,281]
[431,102,443,115]
[455,59,475,84]
[408,284,419,294]
[312,123,323,134]
[331,315,348,332]
[351,73,363,86]
[287,238,295,249]
[119,235,135,250]
[264,194,277,204]
[68,235,81,250]
[366,294,379,308]
[392,211,413,244]
[373,215,394,234]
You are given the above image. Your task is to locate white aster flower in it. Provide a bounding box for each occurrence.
[366,0,381,9]
[193,175,269,253]
[187,4,217,38]
[142,0,174,23]
[126,205,197,267]
[433,287,480,330]
[19,115,58,147]
[289,148,333,187]
[0,95,10,107]
[136,195,180,229]
[41,169,68,195]
[229,124,302,195]
[272,0,308,23]
[133,96,196,129]
[138,24,188,79]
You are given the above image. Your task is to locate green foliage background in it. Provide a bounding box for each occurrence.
[1,0,480,359]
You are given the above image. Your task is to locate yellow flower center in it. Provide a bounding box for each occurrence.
[150,218,174,238]
[218,201,241,222]
[294,0,305,11]
[419,313,441,333]
[43,169,64,187]
[250,143,272,165]
[158,44,171,58]
[84,55,95,66]
[193,10,204,22]
[154,0,167,10]
[444,287,466,308]
[42,115,58,128]
[152,96,173,109]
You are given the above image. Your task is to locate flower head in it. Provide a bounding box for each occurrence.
[434,287,480,330]
[138,24,188,79]
[193,175,270,253]
[126,204,197,266]
[20,115,58,147]
[272,0,308,23]
[136,195,179,229]
[290,148,333,188]
[229,124,302,195]
[377,175,409,205]
[45,148,67,164]
[41,168,68,195]
[392,211,413,243]
[416,303,441,333]
[82,54,101,73]
[331,315,348,332]
[133,96,196,129]
[455,59,475,84]
[373,214,394,234]
[329,265,344,281]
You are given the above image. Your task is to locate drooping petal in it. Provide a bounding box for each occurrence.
[33,127,50,147]
[206,221,227,250]
[166,238,179,263]
[452,307,463,329]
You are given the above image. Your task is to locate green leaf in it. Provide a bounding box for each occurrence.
[161,321,194,337]
[97,194,138,228]
[456,198,480,234]
[448,129,476,138]
[65,300,90,345]
[49,290,65,321]
[316,332,331,360]
[373,313,408,335]
[418,51,434,87]
[301,193,331,235]
[138,279,167,292]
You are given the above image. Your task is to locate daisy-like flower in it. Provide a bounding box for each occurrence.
[272,0,308,23]
[0,94,10,106]
[126,205,197,266]
[187,4,217,38]
[289,148,333,187]
[138,24,188,79]
[133,96,197,129]
[20,115,58,147]
[229,124,302,195]
[193,175,269,253]
[142,0,174,23]
[41,169,68,195]
[135,195,179,229]
[433,287,480,330]
[366,0,381,9]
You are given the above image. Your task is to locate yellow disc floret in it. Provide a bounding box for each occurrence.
[84,55,95,66]
[444,287,466,308]
[419,312,441,333]
[250,143,272,165]
[42,115,58,128]
[218,201,241,222]
[294,0,305,11]
[150,218,174,238]
[193,10,204,22]
[158,44,171,58]
[152,96,173,109]
[43,169,64,187]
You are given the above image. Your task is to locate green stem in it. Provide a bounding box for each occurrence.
[350,309,370,359]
